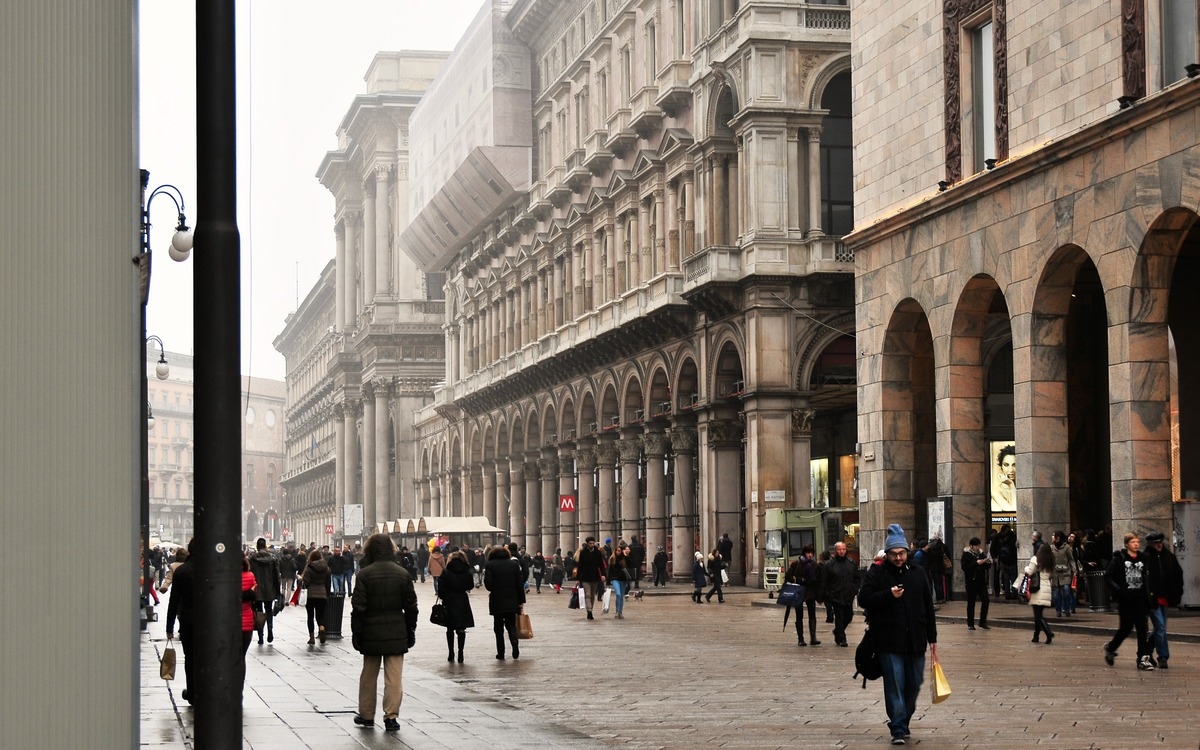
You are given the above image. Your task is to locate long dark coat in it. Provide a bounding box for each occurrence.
[857,560,937,655]
[484,556,526,615]
[438,557,476,630]
[350,557,418,655]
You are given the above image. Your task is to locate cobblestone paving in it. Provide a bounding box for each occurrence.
[142,581,1200,749]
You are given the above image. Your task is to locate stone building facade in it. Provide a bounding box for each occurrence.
[404,0,856,585]
[276,53,449,548]
[849,0,1199,558]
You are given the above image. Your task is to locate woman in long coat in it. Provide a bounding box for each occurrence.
[301,549,331,645]
[483,546,526,660]
[439,550,476,662]
[1024,543,1056,644]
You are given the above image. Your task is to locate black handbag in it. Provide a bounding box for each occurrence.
[777,582,804,607]
[429,598,449,627]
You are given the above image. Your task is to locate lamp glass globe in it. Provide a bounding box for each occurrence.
[155,362,170,380]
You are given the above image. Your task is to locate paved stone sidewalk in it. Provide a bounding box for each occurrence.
[142,582,1199,749]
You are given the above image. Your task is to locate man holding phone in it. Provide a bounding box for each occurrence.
[858,524,938,746]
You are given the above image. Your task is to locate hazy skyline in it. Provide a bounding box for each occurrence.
[139,0,482,381]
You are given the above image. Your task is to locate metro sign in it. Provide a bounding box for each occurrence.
[559,494,576,512]
[324,524,334,535]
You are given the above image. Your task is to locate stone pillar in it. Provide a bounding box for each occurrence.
[482,461,497,525]
[667,180,680,271]
[558,446,577,554]
[615,215,627,294]
[540,453,558,555]
[362,383,376,531]
[713,155,728,245]
[363,181,376,304]
[344,210,360,324]
[603,227,616,302]
[670,425,698,580]
[683,171,696,257]
[639,197,652,282]
[374,164,392,297]
[729,146,740,241]
[618,437,642,542]
[807,127,823,238]
[791,408,815,511]
[788,127,802,230]
[703,417,743,580]
[334,222,346,330]
[653,189,666,276]
[429,476,439,517]
[524,458,541,549]
[595,440,618,546]
[643,430,670,556]
[343,400,358,527]
[334,403,345,523]
[494,461,509,532]
[509,459,526,548]
[575,446,597,544]
[628,210,641,288]
[469,469,484,517]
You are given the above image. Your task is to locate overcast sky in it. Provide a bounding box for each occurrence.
[140,0,482,381]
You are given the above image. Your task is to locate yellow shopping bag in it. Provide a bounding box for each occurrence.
[931,656,951,704]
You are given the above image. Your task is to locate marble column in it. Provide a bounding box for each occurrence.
[728,146,740,241]
[362,382,377,532]
[595,440,618,546]
[558,446,577,554]
[667,180,680,271]
[575,446,597,544]
[509,459,526,548]
[363,180,376,304]
[493,461,509,532]
[482,461,496,524]
[683,171,696,257]
[334,222,346,331]
[343,400,358,529]
[713,156,728,246]
[615,216,627,294]
[524,458,541,548]
[807,126,823,238]
[540,453,559,555]
[670,425,698,580]
[628,210,640,289]
[618,437,642,542]
[469,469,484,517]
[344,210,360,324]
[374,164,392,298]
[653,189,666,276]
[334,403,345,524]
[642,430,670,556]
[603,227,616,302]
[788,127,802,230]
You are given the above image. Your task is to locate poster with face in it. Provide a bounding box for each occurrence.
[990,441,1016,517]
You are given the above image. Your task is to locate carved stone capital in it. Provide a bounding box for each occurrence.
[792,409,816,437]
[641,431,670,457]
[470,474,484,493]
[362,381,375,400]
[538,457,559,477]
[593,441,619,467]
[617,439,642,463]
[574,448,596,472]
[708,419,744,448]
[669,427,698,453]
[374,162,395,181]
[523,462,540,482]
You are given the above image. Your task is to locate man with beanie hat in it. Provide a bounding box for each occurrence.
[1143,531,1183,668]
[857,524,937,746]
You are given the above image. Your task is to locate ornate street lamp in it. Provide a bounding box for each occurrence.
[137,171,191,629]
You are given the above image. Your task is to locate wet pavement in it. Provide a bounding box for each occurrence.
[142,580,1200,748]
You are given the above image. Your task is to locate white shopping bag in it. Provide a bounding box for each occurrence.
[601,585,612,614]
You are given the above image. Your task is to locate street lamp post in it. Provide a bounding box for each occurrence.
[137,172,192,630]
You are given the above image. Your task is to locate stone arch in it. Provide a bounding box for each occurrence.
[1027,244,1108,536]
[646,362,672,419]
[806,54,852,110]
[705,77,740,137]
[598,381,620,432]
[710,334,746,400]
[621,370,645,423]
[674,351,701,409]
[558,394,577,441]
[874,298,937,544]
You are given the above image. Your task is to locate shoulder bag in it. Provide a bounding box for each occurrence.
[429,596,449,627]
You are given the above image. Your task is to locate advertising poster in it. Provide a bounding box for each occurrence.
[989,440,1016,526]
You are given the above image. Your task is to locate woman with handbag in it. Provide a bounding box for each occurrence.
[1024,543,1056,644]
[691,552,707,603]
[438,550,476,662]
[301,549,331,645]
[531,551,547,594]
[704,548,725,603]
[484,545,526,660]
[607,542,632,619]
[785,547,820,646]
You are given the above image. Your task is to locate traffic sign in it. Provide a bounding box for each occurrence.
[559,494,576,512]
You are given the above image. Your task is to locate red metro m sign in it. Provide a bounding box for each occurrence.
[558,494,576,512]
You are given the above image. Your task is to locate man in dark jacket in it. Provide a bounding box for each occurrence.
[327,547,348,593]
[249,538,281,644]
[858,525,937,746]
[821,541,860,646]
[1144,530,1184,668]
[627,535,646,591]
[351,533,419,732]
[164,541,196,705]
[1103,531,1155,670]
[574,536,607,620]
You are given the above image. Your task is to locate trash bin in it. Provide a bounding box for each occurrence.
[1085,569,1110,612]
[323,591,346,640]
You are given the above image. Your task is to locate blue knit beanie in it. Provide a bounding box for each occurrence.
[884,524,910,552]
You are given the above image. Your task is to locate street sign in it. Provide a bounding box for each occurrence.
[324,524,334,535]
[559,494,576,512]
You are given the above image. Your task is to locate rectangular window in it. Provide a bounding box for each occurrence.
[971,21,997,171]
[646,22,657,82]
[1162,0,1198,86]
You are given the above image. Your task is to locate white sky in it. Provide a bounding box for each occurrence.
[139,0,482,381]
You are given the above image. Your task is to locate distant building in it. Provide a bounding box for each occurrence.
[145,345,285,546]
[276,52,449,548]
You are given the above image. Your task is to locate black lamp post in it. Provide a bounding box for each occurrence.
[136,172,192,629]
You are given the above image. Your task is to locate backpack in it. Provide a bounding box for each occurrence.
[853,629,882,688]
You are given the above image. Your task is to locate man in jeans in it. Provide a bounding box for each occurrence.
[1143,530,1183,668]
[857,525,937,746]
[574,536,607,620]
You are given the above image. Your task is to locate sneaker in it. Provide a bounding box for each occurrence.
[1104,648,1115,666]
[891,735,906,745]
[1158,659,1169,670]
[1137,655,1155,671]
[353,715,373,728]
[384,718,400,732]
